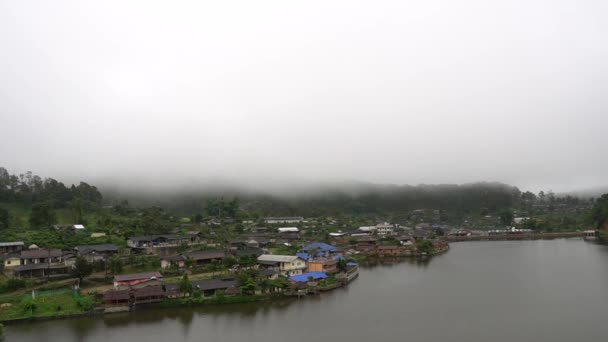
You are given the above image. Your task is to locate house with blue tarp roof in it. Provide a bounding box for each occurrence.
[296,252,310,261]
[302,242,338,257]
[289,272,328,283]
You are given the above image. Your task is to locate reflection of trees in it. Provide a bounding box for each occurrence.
[99,298,301,331]
[67,317,98,342]
[360,256,433,269]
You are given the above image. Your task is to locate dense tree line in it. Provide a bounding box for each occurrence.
[0,167,103,229]
[0,167,102,209]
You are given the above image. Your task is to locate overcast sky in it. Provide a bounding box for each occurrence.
[1,0,607,193]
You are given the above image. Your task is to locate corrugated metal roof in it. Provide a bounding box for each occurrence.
[258,254,300,263]
[0,241,24,247]
[289,272,328,283]
[114,272,162,282]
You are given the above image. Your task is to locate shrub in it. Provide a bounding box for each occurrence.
[0,278,26,293]
[76,297,94,311]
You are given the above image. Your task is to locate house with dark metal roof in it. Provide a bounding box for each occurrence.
[127,235,191,249]
[264,217,304,224]
[0,241,24,255]
[133,285,165,304]
[160,250,225,269]
[113,271,163,289]
[192,279,239,297]
[74,244,119,262]
[103,289,131,306]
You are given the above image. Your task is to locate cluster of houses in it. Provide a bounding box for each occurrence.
[0,242,119,279]
[0,215,449,280]
[101,240,357,310]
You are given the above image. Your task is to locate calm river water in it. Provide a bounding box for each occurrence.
[6,239,608,342]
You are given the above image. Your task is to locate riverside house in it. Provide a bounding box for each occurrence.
[257,254,306,276]
[375,245,401,256]
[160,250,225,269]
[113,271,163,289]
[355,237,377,252]
[307,258,338,274]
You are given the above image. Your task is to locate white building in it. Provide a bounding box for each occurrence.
[376,222,395,236]
[278,227,299,233]
[264,217,304,224]
[257,254,306,276]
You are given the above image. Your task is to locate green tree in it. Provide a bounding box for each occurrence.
[223,256,237,268]
[240,278,258,295]
[72,257,93,282]
[179,274,193,296]
[0,208,9,229]
[416,240,433,255]
[498,209,514,226]
[29,202,57,228]
[108,256,123,275]
[520,218,539,231]
[337,258,347,273]
[590,194,608,230]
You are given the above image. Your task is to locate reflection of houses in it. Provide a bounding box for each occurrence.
[160,250,225,269]
[375,245,401,256]
[113,271,163,289]
[257,254,306,276]
[0,241,24,255]
[127,235,191,249]
[74,244,119,262]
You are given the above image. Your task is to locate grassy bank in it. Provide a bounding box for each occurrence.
[0,289,94,322]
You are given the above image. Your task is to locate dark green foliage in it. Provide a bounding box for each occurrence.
[75,296,94,311]
[179,274,193,296]
[0,208,9,229]
[416,240,433,254]
[498,209,514,226]
[337,258,347,272]
[72,257,93,282]
[240,278,258,295]
[223,256,237,268]
[0,278,27,293]
[590,194,608,229]
[205,197,240,218]
[29,202,57,228]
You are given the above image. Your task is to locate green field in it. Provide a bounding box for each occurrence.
[0,289,91,321]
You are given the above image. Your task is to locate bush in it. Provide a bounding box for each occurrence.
[0,278,26,293]
[76,296,94,311]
